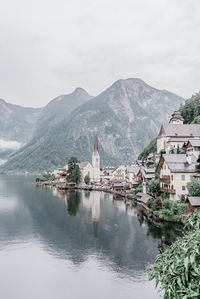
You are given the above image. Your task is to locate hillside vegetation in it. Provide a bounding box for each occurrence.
[180,92,200,124]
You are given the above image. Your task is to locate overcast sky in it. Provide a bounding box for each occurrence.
[0,0,200,107]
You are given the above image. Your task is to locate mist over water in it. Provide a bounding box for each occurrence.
[0,175,181,299]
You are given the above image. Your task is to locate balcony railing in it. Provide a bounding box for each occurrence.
[160,187,176,194]
[160,176,170,184]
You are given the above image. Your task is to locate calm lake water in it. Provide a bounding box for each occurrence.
[0,175,182,299]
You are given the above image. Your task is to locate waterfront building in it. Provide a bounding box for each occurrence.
[111,165,126,182]
[79,135,100,183]
[157,153,199,201]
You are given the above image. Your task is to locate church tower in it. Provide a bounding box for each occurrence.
[92,135,100,182]
[169,111,184,124]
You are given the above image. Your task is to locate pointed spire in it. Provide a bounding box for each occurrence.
[94,135,98,153]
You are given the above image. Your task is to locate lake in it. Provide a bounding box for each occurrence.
[0,175,182,299]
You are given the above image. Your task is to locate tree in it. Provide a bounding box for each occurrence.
[67,157,81,184]
[84,175,90,185]
[147,179,161,197]
[148,213,200,298]
[138,138,157,161]
[176,145,180,154]
[187,179,200,197]
[152,196,162,210]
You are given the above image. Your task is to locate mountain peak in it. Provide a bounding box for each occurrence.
[111,78,154,90]
[72,87,89,96]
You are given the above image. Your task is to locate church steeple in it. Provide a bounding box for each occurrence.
[92,135,100,182]
[169,111,184,124]
[94,135,98,153]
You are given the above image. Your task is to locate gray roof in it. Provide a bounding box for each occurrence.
[158,124,200,138]
[188,197,200,206]
[113,182,126,187]
[163,154,198,173]
[140,167,155,179]
[126,165,140,174]
[167,137,190,142]
[188,139,200,147]
[136,193,152,204]
[78,161,91,168]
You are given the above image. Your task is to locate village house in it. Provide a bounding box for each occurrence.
[136,167,155,184]
[157,111,200,154]
[157,153,199,201]
[186,139,200,157]
[188,197,200,213]
[126,165,140,183]
[100,167,115,184]
[111,165,126,182]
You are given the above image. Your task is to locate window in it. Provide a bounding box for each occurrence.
[190,175,193,181]
[181,175,185,181]
[182,186,186,191]
[171,175,173,181]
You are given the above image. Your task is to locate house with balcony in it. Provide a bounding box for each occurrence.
[157,153,199,200]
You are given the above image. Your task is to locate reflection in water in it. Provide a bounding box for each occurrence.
[67,191,81,216]
[0,175,182,299]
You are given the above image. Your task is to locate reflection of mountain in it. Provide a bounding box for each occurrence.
[0,176,182,278]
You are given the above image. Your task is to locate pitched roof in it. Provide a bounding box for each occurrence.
[167,137,190,142]
[94,135,98,153]
[136,192,152,204]
[126,166,140,174]
[78,161,91,168]
[188,139,200,147]
[158,124,200,138]
[163,154,198,173]
[188,197,200,206]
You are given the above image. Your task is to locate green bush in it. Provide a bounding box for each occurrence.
[146,198,153,209]
[134,186,142,195]
[187,179,200,197]
[148,212,200,298]
[162,199,173,210]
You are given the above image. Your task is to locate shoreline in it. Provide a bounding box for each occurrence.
[36,180,184,226]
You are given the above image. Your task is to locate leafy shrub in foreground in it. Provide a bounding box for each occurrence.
[148,213,200,299]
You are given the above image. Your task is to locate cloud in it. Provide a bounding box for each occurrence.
[0,0,199,107]
[0,139,22,150]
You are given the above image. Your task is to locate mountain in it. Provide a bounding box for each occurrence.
[34,88,93,138]
[0,89,92,168]
[1,78,184,172]
[0,98,41,144]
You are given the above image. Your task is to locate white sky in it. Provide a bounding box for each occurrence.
[0,0,200,107]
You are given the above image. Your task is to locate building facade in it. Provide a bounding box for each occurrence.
[157,111,200,154]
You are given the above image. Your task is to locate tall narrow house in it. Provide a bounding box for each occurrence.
[92,135,100,182]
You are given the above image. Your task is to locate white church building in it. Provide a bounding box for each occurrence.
[79,135,100,183]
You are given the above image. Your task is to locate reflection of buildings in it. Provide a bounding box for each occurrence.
[113,200,126,212]
[82,191,100,238]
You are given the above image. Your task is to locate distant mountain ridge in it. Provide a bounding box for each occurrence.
[0,78,184,172]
